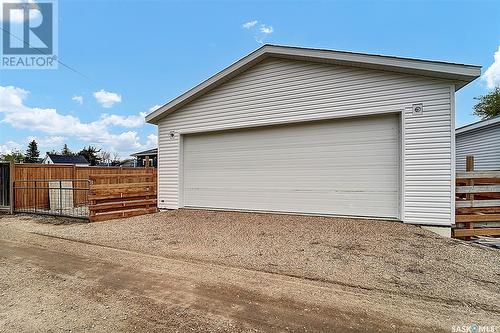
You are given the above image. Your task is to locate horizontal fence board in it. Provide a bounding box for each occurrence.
[470,193,500,200]
[456,178,500,185]
[453,228,500,237]
[456,207,500,214]
[91,204,156,215]
[89,173,156,179]
[91,182,156,190]
[456,199,500,208]
[89,194,156,205]
[90,199,157,212]
[90,185,156,194]
[456,171,500,179]
[456,185,500,194]
[89,190,157,201]
[456,214,500,223]
[90,207,157,222]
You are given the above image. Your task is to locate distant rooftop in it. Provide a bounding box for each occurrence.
[131,148,157,157]
[456,116,500,135]
[47,154,89,165]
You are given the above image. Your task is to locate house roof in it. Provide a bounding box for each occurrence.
[456,116,500,135]
[131,148,157,157]
[145,44,482,124]
[118,158,135,166]
[47,154,89,164]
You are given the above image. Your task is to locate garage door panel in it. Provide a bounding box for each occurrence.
[184,190,398,217]
[183,114,399,218]
[185,195,396,216]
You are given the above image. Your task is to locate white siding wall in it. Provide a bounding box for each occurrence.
[156,129,180,208]
[157,57,454,226]
[456,124,500,171]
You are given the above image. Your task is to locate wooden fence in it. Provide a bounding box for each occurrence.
[11,164,156,221]
[454,156,500,239]
[88,173,157,222]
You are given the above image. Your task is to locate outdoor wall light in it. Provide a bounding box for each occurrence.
[412,103,424,115]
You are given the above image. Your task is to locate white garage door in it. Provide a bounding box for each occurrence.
[183,114,400,218]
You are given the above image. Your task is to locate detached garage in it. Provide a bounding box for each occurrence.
[146,45,480,227]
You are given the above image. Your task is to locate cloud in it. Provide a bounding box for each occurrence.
[242,20,258,29]
[93,89,122,108]
[0,85,153,155]
[72,95,83,105]
[242,20,274,44]
[102,132,155,153]
[0,140,21,155]
[0,135,65,156]
[483,45,500,89]
[98,112,146,128]
[259,24,273,34]
[145,133,158,148]
[26,135,65,152]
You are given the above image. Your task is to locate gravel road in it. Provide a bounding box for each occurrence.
[0,210,499,332]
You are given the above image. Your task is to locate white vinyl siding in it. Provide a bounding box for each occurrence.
[456,124,500,171]
[157,57,454,226]
[156,129,180,208]
[183,115,399,218]
[403,100,453,225]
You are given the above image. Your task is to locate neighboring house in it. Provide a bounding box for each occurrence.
[131,148,157,168]
[146,44,480,229]
[118,158,136,167]
[42,153,90,166]
[456,116,500,171]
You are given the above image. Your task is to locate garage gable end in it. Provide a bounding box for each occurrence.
[146,45,480,125]
[158,56,453,132]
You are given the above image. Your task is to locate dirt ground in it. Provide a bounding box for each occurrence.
[0,210,499,332]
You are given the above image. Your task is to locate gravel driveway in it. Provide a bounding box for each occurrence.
[1,210,499,332]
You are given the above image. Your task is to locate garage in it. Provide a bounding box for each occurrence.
[183,114,400,218]
[146,45,480,226]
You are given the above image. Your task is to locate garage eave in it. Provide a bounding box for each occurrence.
[145,45,481,125]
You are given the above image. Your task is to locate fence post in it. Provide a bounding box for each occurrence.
[72,165,76,207]
[464,155,475,240]
[466,156,474,172]
[34,180,37,214]
[59,180,63,215]
[9,161,14,214]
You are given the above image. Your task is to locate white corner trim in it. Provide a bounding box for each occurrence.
[450,84,456,226]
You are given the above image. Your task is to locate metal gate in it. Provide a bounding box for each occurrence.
[13,179,90,219]
[0,162,10,210]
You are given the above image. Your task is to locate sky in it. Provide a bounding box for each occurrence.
[1,0,499,158]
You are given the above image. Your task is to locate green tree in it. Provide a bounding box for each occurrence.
[473,87,500,119]
[61,144,74,156]
[1,150,25,162]
[25,140,40,163]
[78,146,101,166]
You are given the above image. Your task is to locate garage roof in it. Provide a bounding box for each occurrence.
[456,116,500,135]
[146,45,481,124]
